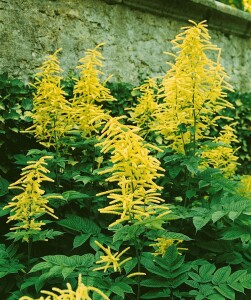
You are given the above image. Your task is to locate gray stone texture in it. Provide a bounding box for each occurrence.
[1,0,251,92]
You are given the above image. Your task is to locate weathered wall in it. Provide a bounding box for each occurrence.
[1,0,251,92]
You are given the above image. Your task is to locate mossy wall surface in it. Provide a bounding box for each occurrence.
[1,0,251,92]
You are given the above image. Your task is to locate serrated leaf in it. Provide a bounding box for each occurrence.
[212,266,231,284]
[193,216,211,231]
[141,288,171,299]
[58,215,100,235]
[214,284,235,300]
[29,262,52,273]
[186,279,200,288]
[186,189,196,200]
[48,265,63,277]
[228,211,240,221]
[62,267,75,279]
[199,263,216,280]
[212,211,226,223]
[140,278,171,288]
[228,281,244,293]
[189,272,202,282]
[240,274,251,288]
[208,293,225,300]
[73,233,91,248]
[228,270,247,283]
[123,257,138,274]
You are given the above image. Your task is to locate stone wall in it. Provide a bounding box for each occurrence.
[1,0,251,92]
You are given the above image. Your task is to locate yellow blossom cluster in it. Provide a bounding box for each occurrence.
[150,237,187,257]
[243,0,251,12]
[150,20,233,154]
[129,20,238,177]
[25,49,72,148]
[97,117,170,227]
[128,78,158,136]
[200,125,239,177]
[238,175,251,197]
[20,274,109,300]
[4,156,59,236]
[93,240,131,272]
[26,44,114,146]
[71,44,114,137]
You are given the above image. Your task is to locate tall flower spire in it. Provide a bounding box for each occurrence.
[4,156,59,240]
[152,20,234,154]
[97,117,170,227]
[25,49,72,148]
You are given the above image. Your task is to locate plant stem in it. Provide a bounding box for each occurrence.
[27,237,32,269]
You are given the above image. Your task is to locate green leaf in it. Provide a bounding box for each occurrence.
[240,274,251,288]
[186,189,196,200]
[214,284,235,300]
[62,267,75,279]
[193,216,211,231]
[141,289,171,299]
[141,278,171,288]
[29,262,52,273]
[212,211,226,223]
[199,263,216,280]
[0,177,9,196]
[228,211,240,221]
[58,215,100,235]
[73,233,91,248]
[212,266,231,284]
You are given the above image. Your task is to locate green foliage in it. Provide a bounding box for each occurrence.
[187,262,251,299]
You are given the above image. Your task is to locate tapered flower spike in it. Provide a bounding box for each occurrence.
[128,78,159,136]
[70,43,114,138]
[150,237,187,257]
[200,125,240,177]
[151,20,234,154]
[96,117,170,227]
[73,43,115,104]
[243,0,251,12]
[25,49,73,148]
[238,175,251,198]
[20,274,110,300]
[4,156,60,239]
[93,240,132,272]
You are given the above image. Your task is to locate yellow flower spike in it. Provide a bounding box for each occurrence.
[96,116,170,227]
[4,156,60,238]
[149,20,234,155]
[69,44,114,138]
[128,78,159,135]
[20,274,109,300]
[94,240,132,272]
[200,124,240,177]
[238,175,251,198]
[73,43,114,104]
[25,49,73,148]
[150,237,187,257]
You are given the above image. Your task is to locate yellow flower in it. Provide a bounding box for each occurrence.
[200,125,239,177]
[96,117,170,227]
[128,78,159,136]
[150,20,234,154]
[238,175,251,197]
[4,156,59,238]
[25,49,73,148]
[20,274,109,300]
[93,240,132,272]
[73,43,114,104]
[71,44,114,138]
[150,237,187,257]
[243,0,251,12]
